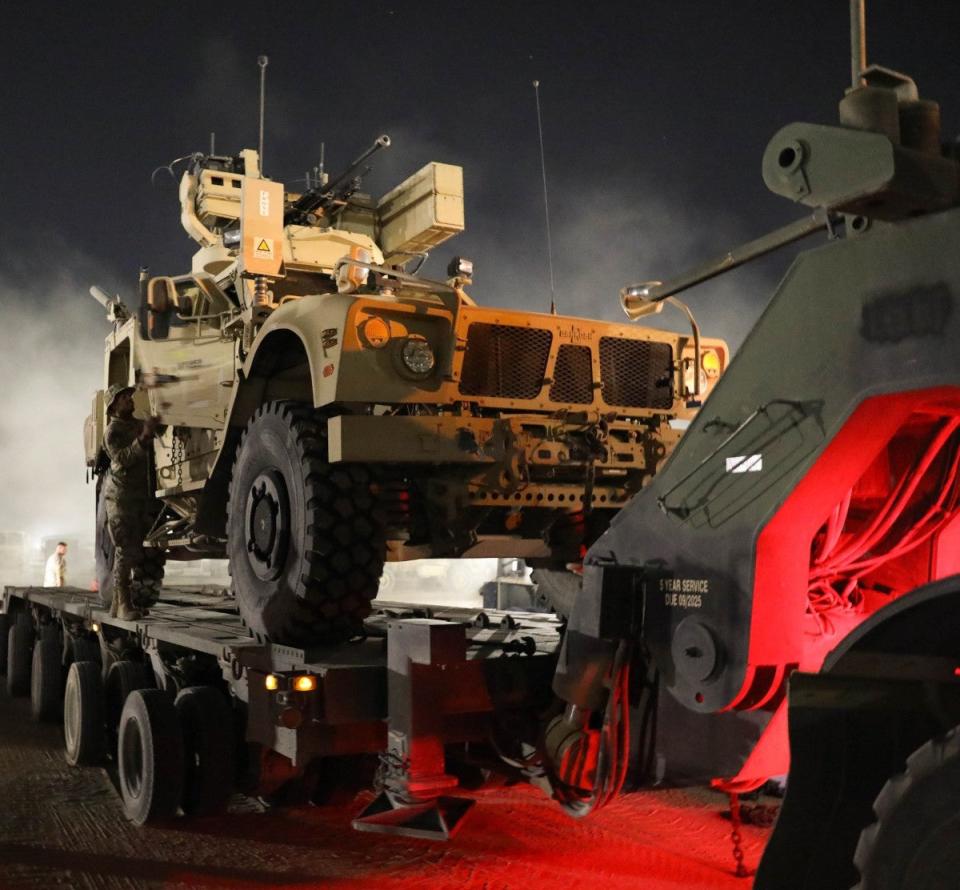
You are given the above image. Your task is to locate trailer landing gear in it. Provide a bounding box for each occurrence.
[352,619,476,840]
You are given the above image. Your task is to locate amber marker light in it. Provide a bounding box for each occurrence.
[362,316,391,348]
[265,674,280,691]
[293,675,317,693]
[701,349,722,378]
[91,622,100,632]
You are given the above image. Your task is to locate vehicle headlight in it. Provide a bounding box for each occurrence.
[400,338,435,375]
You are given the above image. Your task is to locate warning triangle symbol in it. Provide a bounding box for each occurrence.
[256,238,270,252]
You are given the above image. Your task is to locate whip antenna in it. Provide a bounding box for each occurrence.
[533,80,558,314]
[257,55,269,176]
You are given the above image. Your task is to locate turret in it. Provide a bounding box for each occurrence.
[762,2,960,221]
[175,140,466,287]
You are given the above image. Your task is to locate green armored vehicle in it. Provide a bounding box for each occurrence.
[84,137,727,645]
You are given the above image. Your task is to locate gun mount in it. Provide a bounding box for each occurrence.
[284,134,392,226]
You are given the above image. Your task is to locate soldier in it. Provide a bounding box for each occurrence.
[102,384,161,620]
[43,541,68,587]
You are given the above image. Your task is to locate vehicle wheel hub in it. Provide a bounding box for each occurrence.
[245,469,290,581]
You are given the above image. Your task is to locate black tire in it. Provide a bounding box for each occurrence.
[31,625,64,722]
[0,613,9,677]
[530,568,580,619]
[64,661,107,766]
[95,491,165,609]
[853,726,960,889]
[118,689,184,825]
[226,401,386,646]
[176,686,235,816]
[67,635,101,667]
[6,612,34,697]
[105,660,152,749]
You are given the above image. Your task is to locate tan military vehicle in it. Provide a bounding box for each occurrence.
[84,137,728,645]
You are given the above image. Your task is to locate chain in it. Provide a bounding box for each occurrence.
[728,792,751,878]
[172,431,184,488]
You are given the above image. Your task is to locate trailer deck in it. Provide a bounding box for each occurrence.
[1,582,564,836]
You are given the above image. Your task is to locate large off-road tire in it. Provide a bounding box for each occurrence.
[227,401,386,646]
[95,492,165,609]
[176,686,235,816]
[118,689,184,825]
[6,612,34,697]
[64,660,107,766]
[31,624,64,722]
[853,725,960,889]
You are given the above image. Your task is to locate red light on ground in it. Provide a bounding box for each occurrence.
[954,667,960,677]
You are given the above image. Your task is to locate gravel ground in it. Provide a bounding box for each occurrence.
[0,684,771,890]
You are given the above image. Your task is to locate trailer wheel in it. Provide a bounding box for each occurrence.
[227,401,386,646]
[67,635,101,667]
[64,660,107,766]
[853,725,960,889]
[6,612,34,697]
[118,689,184,824]
[31,625,64,722]
[105,660,153,749]
[176,686,235,816]
[0,613,9,677]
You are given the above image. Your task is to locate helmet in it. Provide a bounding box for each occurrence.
[105,384,134,415]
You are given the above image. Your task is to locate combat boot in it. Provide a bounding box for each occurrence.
[114,585,142,622]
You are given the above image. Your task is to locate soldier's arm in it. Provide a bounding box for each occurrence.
[104,423,147,468]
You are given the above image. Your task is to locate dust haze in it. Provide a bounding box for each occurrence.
[0,259,107,585]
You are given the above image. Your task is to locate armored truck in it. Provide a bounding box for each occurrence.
[84,140,726,645]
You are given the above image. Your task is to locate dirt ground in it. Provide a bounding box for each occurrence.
[0,685,770,890]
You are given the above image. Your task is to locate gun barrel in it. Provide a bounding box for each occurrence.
[89,286,113,308]
[325,134,391,194]
[285,134,391,224]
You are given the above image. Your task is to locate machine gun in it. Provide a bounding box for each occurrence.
[284,134,391,226]
[89,285,130,323]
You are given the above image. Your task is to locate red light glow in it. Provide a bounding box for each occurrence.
[722,388,960,786]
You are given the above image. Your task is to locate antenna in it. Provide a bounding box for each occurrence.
[319,142,326,185]
[532,80,558,315]
[257,55,269,177]
[850,0,867,88]
[210,131,216,155]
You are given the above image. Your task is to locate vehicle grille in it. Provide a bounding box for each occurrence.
[599,337,673,408]
[549,345,593,404]
[459,323,552,399]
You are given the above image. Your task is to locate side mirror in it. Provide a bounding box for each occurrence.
[620,282,666,320]
[146,277,177,338]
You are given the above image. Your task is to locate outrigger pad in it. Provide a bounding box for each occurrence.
[352,792,474,840]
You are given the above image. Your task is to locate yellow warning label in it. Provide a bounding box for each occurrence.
[255,237,274,257]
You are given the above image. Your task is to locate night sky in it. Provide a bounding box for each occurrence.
[3,1,959,323]
[0,1,959,545]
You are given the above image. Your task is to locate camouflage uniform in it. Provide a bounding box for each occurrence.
[103,402,152,615]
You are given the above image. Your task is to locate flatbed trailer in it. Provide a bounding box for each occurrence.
[0,584,562,836]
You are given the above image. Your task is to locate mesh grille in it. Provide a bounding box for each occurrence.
[549,345,593,404]
[459,323,552,399]
[599,337,673,408]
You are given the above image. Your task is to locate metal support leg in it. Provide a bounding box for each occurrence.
[353,619,475,839]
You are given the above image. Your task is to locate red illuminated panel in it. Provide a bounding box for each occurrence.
[721,387,960,786]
